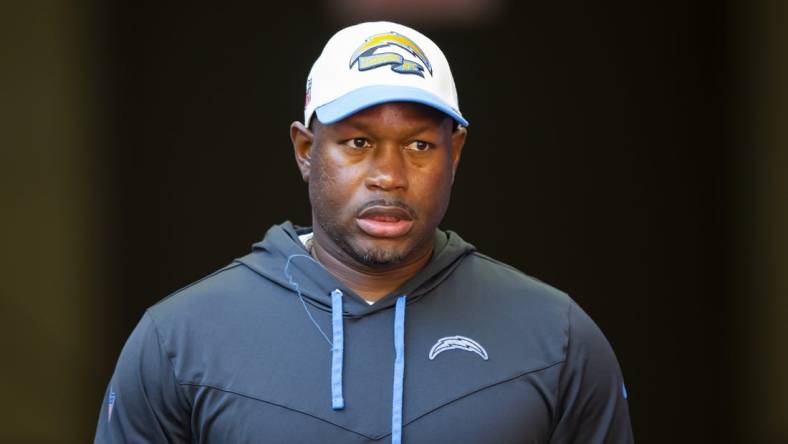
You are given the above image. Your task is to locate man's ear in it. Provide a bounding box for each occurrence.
[290,121,314,182]
[450,125,467,183]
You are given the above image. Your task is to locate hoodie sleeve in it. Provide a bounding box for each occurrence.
[549,302,634,443]
[94,311,190,443]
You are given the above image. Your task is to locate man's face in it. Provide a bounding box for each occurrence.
[292,102,466,268]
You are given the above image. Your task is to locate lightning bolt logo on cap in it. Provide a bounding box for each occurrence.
[349,32,432,77]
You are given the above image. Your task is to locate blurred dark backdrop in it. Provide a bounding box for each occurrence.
[3,0,786,442]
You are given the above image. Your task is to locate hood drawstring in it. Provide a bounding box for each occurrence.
[331,289,345,410]
[391,295,407,444]
[329,292,408,444]
[284,254,408,443]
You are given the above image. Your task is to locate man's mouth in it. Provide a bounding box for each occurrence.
[356,205,415,238]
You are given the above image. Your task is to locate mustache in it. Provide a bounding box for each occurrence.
[356,199,417,220]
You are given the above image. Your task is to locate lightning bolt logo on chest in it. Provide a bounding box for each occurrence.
[429,336,489,361]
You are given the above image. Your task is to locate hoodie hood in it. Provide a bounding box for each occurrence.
[234,221,476,317]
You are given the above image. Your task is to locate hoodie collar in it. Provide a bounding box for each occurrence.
[234,221,476,317]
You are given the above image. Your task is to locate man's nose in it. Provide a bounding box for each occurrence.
[364,144,408,191]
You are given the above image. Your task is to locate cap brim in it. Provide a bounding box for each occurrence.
[315,85,469,127]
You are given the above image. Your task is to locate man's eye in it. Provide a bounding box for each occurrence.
[345,138,371,149]
[406,140,432,151]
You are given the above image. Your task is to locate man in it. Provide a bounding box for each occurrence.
[95,21,633,443]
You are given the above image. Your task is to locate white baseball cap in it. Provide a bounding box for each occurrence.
[303,21,468,128]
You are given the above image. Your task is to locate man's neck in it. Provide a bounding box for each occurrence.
[309,234,432,303]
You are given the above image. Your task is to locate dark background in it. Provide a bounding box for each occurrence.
[3,0,787,442]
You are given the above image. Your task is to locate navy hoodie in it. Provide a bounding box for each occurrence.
[95,222,633,443]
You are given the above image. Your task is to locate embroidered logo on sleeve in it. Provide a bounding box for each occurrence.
[429,336,489,361]
[108,389,117,422]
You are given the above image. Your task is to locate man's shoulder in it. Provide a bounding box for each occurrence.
[460,251,572,307]
[437,251,578,343]
[145,260,273,325]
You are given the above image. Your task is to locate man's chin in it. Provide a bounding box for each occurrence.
[318,220,419,268]
[353,246,408,268]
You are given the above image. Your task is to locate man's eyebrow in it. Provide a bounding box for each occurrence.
[335,119,372,133]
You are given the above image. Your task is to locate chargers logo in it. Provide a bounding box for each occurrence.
[429,336,489,361]
[349,32,432,78]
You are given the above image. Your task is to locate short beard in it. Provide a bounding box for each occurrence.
[318,215,408,267]
[358,247,407,267]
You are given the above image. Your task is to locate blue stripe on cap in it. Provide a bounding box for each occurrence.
[315,85,469,127]
[331,289,345,410]
[391,295,407,444]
